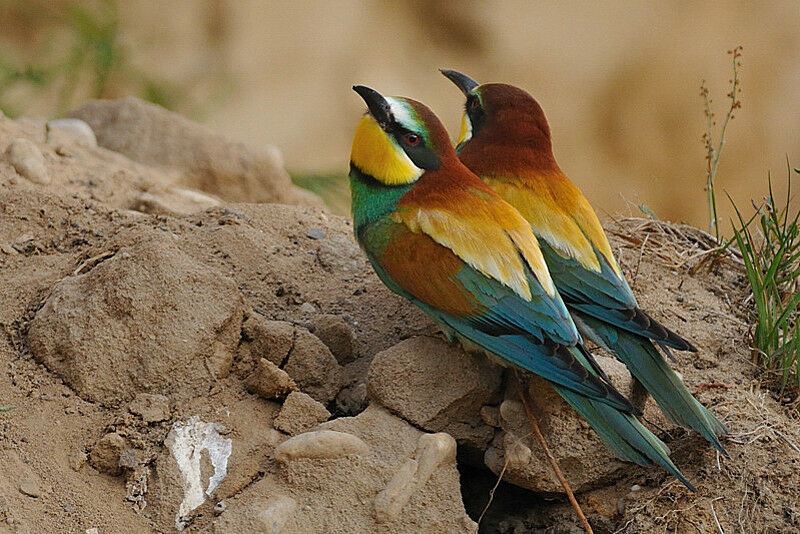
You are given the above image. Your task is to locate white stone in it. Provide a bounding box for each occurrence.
[46,118,97,147]
[374,432,457,523]
[274,430,369,463]
[4,138,49,184]
[166,416,233,531]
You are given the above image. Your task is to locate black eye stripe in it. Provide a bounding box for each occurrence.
[465,97,486,136]
[391,128,440,171]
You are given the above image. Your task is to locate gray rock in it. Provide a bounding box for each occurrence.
[311,314,358,364]
[274,391,330,436]
[305,227,325,240]
[18,477,41,498]
[368,336,502,453]
[283,329,343,405]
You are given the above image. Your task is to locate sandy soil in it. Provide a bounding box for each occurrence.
[0,104,798,533]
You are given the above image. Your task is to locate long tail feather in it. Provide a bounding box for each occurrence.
[555,384,696,491]
[574,313,729,454]
[554,345,695,490]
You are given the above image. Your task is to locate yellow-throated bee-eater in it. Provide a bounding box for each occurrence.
[348,84,694,489]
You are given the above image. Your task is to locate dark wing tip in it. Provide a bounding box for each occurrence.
[635,308,697,352]
[558,344,640,415]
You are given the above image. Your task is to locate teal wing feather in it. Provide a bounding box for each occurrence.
[575,312,729,451]
[539,240,727,447]
[553,346,696,490]
[539,240,695,351]
[557,385,695,491]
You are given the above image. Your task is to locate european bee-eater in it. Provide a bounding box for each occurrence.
[349,84,694,489]
[441,70,727,453]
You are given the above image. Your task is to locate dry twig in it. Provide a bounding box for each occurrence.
[513,370,594,534]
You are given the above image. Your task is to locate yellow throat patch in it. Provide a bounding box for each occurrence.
[457,111,472,146]
[350,115,423,185]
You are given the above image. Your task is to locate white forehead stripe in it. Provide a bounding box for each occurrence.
[385,97,416,128]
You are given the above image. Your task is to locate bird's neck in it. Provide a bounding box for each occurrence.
[459,135,561,179]
[458,117,560,177]
[349,164,415,235]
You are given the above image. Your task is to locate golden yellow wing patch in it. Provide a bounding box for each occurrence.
[350,115,423,186]
[394,195,556,300]
[485,172,621,276]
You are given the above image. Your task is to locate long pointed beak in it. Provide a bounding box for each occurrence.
[353,85,393,129]
[440,69,479,96]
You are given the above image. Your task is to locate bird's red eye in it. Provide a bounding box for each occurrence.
[405,133,420,146]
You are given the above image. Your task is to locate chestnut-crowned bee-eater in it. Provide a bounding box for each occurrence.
[348,84,694,489]
[441,69,727,453]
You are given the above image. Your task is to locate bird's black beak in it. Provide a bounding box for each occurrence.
[440,69,479,96]
[353,85,393,130]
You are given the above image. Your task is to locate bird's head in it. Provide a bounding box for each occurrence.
[440,70,552,154]
[350,85,453,186]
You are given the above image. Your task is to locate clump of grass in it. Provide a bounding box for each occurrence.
[700,45,743,242]
[699,47,799,398]
[729,167,800,397]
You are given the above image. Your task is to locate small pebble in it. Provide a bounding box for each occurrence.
[306,227,325,240]
[213,500,226,516]
[19,478,41,498]
[300,302,316,314]
[62,504,76,513]
[631,484,641,492]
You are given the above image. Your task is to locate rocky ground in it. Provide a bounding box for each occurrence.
[0,99,798,534]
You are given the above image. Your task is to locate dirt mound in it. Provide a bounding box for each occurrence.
[1,104,798,533]
[28,230,245,406]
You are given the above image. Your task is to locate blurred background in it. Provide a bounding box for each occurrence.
[1,0,798,229]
